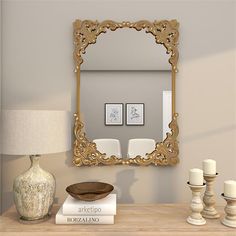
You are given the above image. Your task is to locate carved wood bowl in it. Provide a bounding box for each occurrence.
[66,182,114,201]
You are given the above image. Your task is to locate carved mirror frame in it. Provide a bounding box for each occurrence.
[73,19,179,166]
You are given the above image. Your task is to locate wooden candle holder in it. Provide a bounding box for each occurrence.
[187,182,206,226]
[221,193,236,228]
[202,173,220,219]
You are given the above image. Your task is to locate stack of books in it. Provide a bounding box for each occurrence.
[56,194,116,224]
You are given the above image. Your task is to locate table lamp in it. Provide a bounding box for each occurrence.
[1,110,71,223]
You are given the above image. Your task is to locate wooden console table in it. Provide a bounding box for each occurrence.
[0,204,235,235]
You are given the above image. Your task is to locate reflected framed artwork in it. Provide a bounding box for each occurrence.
[126,103,145,126]
[105,103,124,126]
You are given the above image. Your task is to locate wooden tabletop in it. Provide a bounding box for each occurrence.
[0,204,235,236]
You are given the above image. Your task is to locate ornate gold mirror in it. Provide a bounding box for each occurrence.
[73,20,179,166]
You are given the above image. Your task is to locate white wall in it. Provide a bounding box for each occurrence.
[1,0,236,212]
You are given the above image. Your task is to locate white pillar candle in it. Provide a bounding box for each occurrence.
[224,180,236,198]
[189,168,204,185]
[203,159,216,175]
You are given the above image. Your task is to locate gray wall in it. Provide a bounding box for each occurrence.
[81,71,171,156]
[1,0,236,213]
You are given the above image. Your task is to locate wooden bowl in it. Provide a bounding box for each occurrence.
[66,182,114,201]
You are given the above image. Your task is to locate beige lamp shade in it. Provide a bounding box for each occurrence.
[1,110,71,155]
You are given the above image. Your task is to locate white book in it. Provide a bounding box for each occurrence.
[56,206,114,224]
[62,194,116,215]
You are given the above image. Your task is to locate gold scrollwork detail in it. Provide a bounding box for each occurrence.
[73,19,179,167]
[73,113,179,167]
[73,19,179,72]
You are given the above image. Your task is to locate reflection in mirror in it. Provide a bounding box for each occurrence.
[127,139,156,158]
[93,139,122,158]
[81,71,172,157]
[81,29,171,70]
[80,30,171,158]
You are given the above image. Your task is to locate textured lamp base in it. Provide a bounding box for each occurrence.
[221,194,236,228]
[19,214,51,224]
[187,182,206,226]
[13,155,55,223]
[202,173,220,219]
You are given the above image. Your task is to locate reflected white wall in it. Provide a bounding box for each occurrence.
[163,91,172,140]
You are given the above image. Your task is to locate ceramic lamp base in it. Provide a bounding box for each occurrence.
[19,213,51,224]
[13,155,55,223]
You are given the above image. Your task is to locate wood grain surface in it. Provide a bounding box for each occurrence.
[0,204,235,236]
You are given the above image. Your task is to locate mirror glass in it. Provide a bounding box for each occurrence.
[80,29,172,158]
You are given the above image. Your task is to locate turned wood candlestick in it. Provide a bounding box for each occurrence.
[202,173,220,219]
[221,193,236,228]
[187,182,206,226]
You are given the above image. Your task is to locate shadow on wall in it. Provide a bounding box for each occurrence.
[113,169,138,203]
[64,166,138,203]
[65,150,74,167]
[154,166,180,203]
[62,138,137,203]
